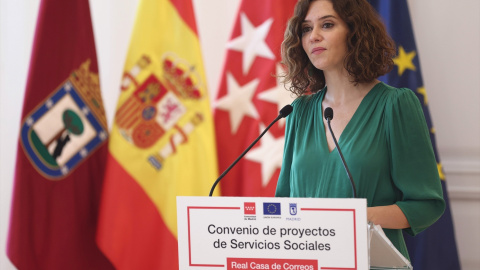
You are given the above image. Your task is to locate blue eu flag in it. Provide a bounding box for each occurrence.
[368,1,461,269]
[263,202,281,215]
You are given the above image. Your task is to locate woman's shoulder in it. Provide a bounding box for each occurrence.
[375,83,426,127]
[377,82,416,99]
[286,90,323,126]
[291,89,323,109]
[373,82,420,108]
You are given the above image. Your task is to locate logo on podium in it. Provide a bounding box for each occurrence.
[244,202,256,220]
[289,203,297,215]
[263,202,281,216]
[244,202,256,215]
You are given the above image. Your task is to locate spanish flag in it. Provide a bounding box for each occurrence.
[96,0,219,268]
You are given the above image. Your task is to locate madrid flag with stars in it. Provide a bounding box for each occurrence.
[214,0,297,197]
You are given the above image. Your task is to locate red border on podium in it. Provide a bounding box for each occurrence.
[188,206,241,267]
[186,206,359,269]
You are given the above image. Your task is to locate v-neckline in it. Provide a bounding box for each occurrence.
[319,82,382,154]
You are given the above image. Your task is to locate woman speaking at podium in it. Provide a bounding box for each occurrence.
[275,0,445,261]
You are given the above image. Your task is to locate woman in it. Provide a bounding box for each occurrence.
[275,0,445,261]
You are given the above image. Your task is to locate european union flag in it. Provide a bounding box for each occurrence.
[263,202,281,215]
[368,1,461,269]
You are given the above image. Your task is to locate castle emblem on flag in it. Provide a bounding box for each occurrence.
[116,53,205,170]
[20,60,108,179]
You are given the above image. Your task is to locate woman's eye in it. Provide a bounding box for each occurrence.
[323,23,334,29]
[301,26,312,35]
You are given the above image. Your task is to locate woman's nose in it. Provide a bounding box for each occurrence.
[309,27,322,42]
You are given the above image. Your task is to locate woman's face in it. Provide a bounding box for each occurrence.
[301,0,349,73]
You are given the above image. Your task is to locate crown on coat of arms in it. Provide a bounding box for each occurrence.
[162,54,202,100]
[70,59,107,128]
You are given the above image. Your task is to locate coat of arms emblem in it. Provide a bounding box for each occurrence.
[20,60,108,179]
[116,53,205,170]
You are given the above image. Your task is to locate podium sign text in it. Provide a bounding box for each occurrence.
[177,196,368,270]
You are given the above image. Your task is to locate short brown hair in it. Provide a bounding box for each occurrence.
[281,0,396,96]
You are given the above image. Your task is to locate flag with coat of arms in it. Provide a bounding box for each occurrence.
[214,0,298,197]
[96,0,219,269]
[6,0,114,269]
[368,0,461,269]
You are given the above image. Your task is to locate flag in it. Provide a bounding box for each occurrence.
[6,0,114,269]
[96,0,219,268]
[214,0,297,197]
[368,1,461,268]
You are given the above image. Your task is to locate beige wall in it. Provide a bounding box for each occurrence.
[1,0,479,269]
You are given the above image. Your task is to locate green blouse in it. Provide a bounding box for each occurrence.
[275,82,445,260]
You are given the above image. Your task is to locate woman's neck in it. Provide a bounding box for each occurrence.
[323,70,378,106]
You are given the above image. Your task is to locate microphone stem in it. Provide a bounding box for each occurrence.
[327,119,357,198]
[209,115,282,196]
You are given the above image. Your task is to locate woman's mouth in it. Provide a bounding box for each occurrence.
[312,47,326,54]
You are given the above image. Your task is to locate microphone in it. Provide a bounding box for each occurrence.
[209,104,294,196]
[324,107,357,198]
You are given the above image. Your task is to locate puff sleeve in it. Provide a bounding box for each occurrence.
[387,89,445,236]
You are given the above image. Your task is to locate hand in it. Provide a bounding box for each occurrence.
[367,204,410,229]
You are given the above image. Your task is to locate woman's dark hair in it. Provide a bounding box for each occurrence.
[281,0,396,96]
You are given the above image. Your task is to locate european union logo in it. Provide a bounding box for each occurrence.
[263,203,281,215]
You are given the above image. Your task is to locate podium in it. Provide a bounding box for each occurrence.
[177,196,412,270]
[368,223,412,269]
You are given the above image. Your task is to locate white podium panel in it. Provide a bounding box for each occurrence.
[368,223,412,269]
[177,196,368,270]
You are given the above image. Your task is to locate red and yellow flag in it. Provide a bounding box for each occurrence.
[7,0,114,269]
[96,0,219,268]
[214,0,297,197]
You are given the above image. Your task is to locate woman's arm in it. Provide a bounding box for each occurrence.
[367,204,410,229]
[383,89,445,235]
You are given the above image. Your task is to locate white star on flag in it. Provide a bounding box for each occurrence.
[257,64,297,126]
[227,13,275,75]
[215,72,260,133]
[245,124,285,187]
